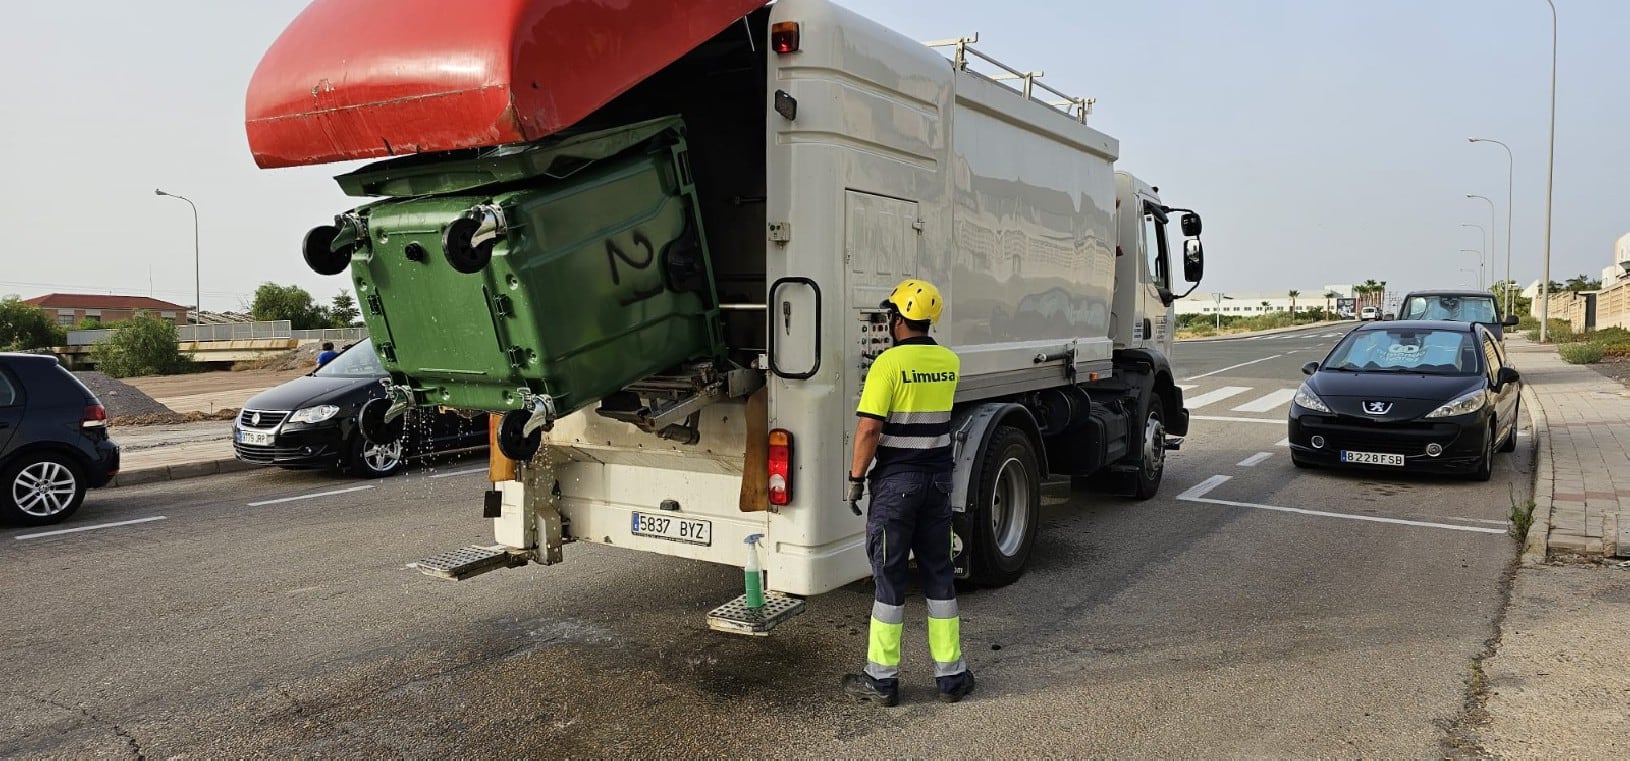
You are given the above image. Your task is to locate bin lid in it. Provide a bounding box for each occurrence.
[246,0,766,169]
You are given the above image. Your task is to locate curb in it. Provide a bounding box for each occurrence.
[1519,384,1551,565]
[107,457,259,488]
[1178,320,1356,343]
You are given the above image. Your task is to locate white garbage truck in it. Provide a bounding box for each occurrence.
[247,0,1207,633]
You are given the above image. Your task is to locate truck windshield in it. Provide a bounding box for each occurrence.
[1399,295,1498,323]
[314,341,385,378]
[1324,329,1481,376]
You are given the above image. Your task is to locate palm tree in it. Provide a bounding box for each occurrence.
[1260,300,1270,313]
[1359,279,1381,308]
[1324,290,1339,317]
[1287,289,1300,316]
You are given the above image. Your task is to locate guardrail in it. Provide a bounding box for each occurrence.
[66,320,368,345]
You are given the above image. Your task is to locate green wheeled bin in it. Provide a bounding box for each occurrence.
[303,117,727,444]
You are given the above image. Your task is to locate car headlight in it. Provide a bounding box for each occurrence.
[1424,391,1486,419]
[288,405,341,424]
[1294,384,1331,413]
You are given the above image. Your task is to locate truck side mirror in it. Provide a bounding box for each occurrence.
[1182,238,1204,283]
[1180,212,1202,237]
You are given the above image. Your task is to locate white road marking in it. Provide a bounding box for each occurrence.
[1433,516,1511,526]
[1321,333,1342,338]
[15,516,167,540]
[1237,452,1274,467]
[1190,415,1284,425]
[429,466,490,480]
[1176,475,1232,501]
[1177,384,1198,391]
[248,485,376,507]
[1184,354,1285,381]
[1232,389,1297,413]
[1185,386,1252,409]
[1179,491,1507,535]
[1275,437,1290,447]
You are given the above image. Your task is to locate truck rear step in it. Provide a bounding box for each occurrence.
[706,593,806,636]
[414,546,528,581]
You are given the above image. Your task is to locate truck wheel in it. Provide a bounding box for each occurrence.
[1128,398,1166,501]
[968,426,1041,588]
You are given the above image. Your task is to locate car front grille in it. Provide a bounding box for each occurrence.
[1298,417,1463,455]
[239,409,289,429]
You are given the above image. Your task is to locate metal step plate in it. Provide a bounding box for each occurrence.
[414,546,526,581]
[706,593,807,636]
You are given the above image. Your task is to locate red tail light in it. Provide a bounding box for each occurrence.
[82,404,107,428]
[771,21,800,54]
[768,428,793,506]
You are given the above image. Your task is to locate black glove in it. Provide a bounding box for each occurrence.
[845,476,865,515]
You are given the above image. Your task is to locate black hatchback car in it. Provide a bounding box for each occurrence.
[0,353,121,526]
[1288,320,1521,481]
[233,341,486,477]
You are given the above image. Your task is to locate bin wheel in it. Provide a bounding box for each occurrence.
[443,217,493,274]
[497,409,543,462]
[303,225,351,276]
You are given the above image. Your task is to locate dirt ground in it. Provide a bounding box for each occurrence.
[120,367,310,414]
[1588,355,1630,388]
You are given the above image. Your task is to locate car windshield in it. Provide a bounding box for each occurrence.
[1323,329,1481,376]
[313,341,385,378]
[1398,295,1498,323]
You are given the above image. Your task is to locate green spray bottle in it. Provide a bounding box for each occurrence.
[743,533,765,610]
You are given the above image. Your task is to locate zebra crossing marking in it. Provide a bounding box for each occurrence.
[1231,388,1297,413]
[1184,386,1251,409]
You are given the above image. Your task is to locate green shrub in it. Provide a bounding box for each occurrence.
[1559,342,1604,364]
[1516,315,1540,332]
[89,312,193,377]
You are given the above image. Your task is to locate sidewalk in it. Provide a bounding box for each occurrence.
[106,420,248,487]
[1504,337,1630,558]
[1467,337,1630,755]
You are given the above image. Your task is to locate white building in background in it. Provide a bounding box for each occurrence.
[1603,232,1630,288]
[1176,284,1356,316]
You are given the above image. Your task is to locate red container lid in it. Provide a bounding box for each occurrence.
[246,0,767,169]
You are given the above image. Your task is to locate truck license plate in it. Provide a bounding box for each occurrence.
[630,512,712,546]
[237,429,275,446]
[1341,450,1404,467]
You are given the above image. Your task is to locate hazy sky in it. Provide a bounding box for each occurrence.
[2,0,1623,311]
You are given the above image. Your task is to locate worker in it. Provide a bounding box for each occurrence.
[316,342,338,367]
[842,278,974,706]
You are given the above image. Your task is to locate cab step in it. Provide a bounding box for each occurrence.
[414,546,528,581]
[706,593,807,636]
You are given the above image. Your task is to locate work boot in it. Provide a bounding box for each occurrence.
[842,673,899,707]
[936,670,976,703]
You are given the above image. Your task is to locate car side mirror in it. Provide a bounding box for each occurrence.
[1502,315,1520,327]
[1180,212,1202,237]
[1301,361,1319,376]
[1497,367,1520,386]
[1182,238,1204,283]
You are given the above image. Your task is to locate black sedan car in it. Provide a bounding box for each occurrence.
[1288,320,1521,481]
[234,341,486,477]
[0,353,121,525]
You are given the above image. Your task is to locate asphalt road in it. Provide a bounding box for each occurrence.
[0,323,1534,757]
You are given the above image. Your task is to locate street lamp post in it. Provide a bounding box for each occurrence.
[1539,0,1558,341]
[1460,223,1486,291]
[1468,138,1516,315]
[154,189,200,323]
[1461,250,1485,290]
[1466,194,1497,292]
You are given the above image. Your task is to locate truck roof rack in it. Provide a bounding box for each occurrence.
[924,34,1095,124]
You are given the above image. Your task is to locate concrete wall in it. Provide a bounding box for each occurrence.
[1545,280,1630,332]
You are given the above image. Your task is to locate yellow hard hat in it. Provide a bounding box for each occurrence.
[883,278,944,323]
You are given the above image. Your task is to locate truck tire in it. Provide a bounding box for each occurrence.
[968,426,1041,588]
[1128,397,1166,501]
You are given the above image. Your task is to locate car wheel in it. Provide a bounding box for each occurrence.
[967,426,1041,588]
[2,452,88,526]
[1498,399,1520,453]
[1129,398,1167,501]
[348,435,405,478]
[1470,423,1495,482]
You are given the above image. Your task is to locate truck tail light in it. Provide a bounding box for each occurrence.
[82,404,107,428]
[768,428,793,506]
[771,22,800,54]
